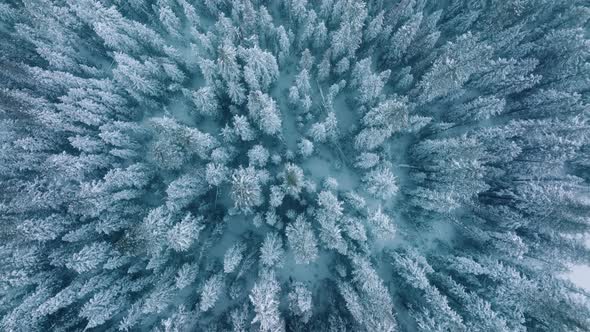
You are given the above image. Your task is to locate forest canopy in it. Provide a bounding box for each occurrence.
[0,0,589,331]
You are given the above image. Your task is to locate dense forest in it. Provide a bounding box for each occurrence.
[0,0,589,331]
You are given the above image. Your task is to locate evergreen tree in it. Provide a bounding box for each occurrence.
[286,216,319,264]
[363,166,399,200]
[260,232,285,268]
[231,166,264,213]
[288,282,313,323]
[224,242,247,273]
[250,270,285,332]
[200,273,224,312]
[247,91,282,136]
